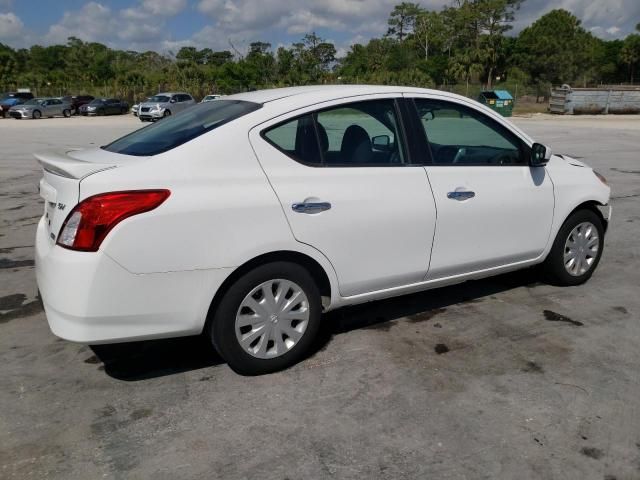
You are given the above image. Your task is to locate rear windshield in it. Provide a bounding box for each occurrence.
[103,100,261,156]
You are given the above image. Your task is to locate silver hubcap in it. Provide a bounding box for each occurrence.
[564,222,599,276]
[235,279,310,359]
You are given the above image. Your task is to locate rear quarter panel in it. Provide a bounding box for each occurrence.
[78,120,331,279]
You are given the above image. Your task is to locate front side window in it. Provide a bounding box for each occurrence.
[104,100,261,156]
[262,99,406,167]
[414,99,525,165]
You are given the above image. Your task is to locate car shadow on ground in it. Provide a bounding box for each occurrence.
[91,268,541,381]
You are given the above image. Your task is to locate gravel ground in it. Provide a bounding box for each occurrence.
[1,113,639,480]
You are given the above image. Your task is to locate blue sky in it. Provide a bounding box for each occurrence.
[0,0,637,57]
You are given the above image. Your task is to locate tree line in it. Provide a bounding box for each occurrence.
[1,1,639,101]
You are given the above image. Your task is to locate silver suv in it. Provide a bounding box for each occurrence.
[138,92,195,122]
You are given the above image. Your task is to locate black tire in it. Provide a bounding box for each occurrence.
[32,110,41,119]
[98,108,105,116]
[542,209,605,286]
[163,109,171,117]
[63,109,71,118]
[210,262,322,375]
[1,110,5,118]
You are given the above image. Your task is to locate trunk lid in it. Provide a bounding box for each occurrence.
[35,148,128,242]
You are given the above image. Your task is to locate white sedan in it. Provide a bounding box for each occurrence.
[35,86,611,375]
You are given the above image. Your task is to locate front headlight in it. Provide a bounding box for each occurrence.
[87,106,96,110]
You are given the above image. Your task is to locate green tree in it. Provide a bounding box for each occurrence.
[620,34,640,83]
[514,9,593,86]
[387,2,423,41]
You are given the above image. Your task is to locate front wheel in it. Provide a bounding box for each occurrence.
[32,110,42,119]
[210,262,322,375]
[542,209,604,286]
[163,109,171,118]
[63,109,71,117]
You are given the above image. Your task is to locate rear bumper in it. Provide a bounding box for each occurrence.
[35,218,232,344]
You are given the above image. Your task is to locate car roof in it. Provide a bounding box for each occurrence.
[155,92,190,96]
[226,85,471,106]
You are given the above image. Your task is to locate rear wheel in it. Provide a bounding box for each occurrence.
[210,262,322,375]
[32,110,41,119]
[542,209,604,286]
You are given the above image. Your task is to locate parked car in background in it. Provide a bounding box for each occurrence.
[61,95,94,115]
[1,91,34,118]
[201,94,222,103]
[33,86,611,375]
[79,98,129,116]
[9,97,72,119]
[131,97,151,117]
[138,92,195,121]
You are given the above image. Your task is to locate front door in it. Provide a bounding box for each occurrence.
[250,97,437,297]
[408,96,554,279]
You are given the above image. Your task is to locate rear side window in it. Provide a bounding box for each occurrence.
[103,100,261,156]
[262,99,406,167]
[263,114,321,166]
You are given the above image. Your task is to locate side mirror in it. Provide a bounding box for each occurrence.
[170,98,177,103]
[530,142,552,166]
[372,135,391,151]
[423,110,435,121]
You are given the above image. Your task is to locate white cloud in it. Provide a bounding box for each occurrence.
[42,0,189,50]
[141,0,187,16]
[0,11,23,40]
[44,2,113,44]
[512,0,638,39]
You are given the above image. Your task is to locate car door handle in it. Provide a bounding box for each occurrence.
[447,191,475,201]
[292,202,332,214]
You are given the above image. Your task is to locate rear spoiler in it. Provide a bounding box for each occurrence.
[34,149,118,180]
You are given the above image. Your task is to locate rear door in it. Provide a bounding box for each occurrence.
[250,96,437,297]
[406,95,554,279]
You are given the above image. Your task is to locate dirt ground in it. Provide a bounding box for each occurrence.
[1,113,639,480]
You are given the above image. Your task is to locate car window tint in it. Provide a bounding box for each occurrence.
[263,114,321,166]
[315,100,405,166]
[414,99,524,166]
[103,100,261,156]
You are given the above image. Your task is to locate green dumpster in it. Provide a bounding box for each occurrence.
[478,90,514,117]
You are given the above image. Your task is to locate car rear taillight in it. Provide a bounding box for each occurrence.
[57,190,170,252]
